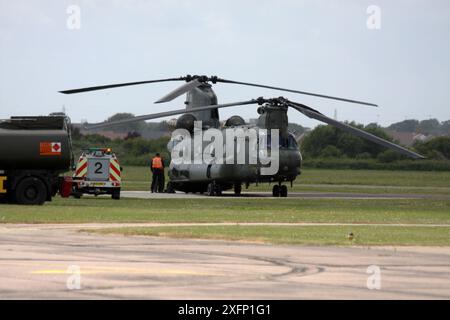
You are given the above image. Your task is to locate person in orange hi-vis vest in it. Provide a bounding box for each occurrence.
[150,153,165,193]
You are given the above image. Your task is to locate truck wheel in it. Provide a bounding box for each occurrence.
[73,193,82,199]
[15,177,47,205]
[112,189,121,200]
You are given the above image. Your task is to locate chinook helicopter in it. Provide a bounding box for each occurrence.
[60,75,424,197]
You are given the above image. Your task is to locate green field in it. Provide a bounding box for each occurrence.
[1,167,449,245]
[1,197,450,225]
[93,225,450,246]
[120,166,450,194]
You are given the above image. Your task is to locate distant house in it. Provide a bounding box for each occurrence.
[72,122,171,140]
[386,130,415,146]
[95,131,128,140]
[72,123,129,140]
[413,133,429,143]
[140,129,171,140]
[386,130,434,146]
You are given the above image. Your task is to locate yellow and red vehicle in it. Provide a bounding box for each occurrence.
[72,148,121,199]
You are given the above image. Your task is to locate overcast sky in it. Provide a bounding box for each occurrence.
[0,0,449,128]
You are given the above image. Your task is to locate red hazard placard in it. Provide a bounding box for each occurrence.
[40,142,61,156]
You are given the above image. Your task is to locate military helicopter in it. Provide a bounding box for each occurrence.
[60,75,424,197]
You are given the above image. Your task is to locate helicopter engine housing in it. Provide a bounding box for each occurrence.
[176,113,197,132]
[225,115,246,127]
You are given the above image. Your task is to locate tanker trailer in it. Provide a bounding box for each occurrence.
[0,115,73,205]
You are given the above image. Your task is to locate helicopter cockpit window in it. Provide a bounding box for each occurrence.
[265,134,271,149]
[279,136,290,148]
[265,134,289,149]
[288,134,298,150]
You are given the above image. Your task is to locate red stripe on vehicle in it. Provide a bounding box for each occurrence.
[76,162,87,175]
[110,163,121,177]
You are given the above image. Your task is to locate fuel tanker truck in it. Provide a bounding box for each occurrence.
[0,115,74,205]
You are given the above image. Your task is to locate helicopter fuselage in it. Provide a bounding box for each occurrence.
[166,85,302,194]
[168,145,302,193]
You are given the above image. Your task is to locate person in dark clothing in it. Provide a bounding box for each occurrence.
[150,153,165,193]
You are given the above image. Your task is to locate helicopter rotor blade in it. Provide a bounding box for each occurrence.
[59,77,185,94]
[155,78,203,103]
[217,78,378,107]
[60,75,378,107]
[85,99,259,130]
[286,100,424,159]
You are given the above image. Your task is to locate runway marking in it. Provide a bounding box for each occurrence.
[30,267,218,276]
[0,261,221,276]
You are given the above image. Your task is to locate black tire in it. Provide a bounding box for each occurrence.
[207,182,215,196]
[73,192,82,199]
[165,182,175,193]
[280,185,288,197]
[15,177,47,205]
[215,185,222,196]
[234,183,242,196]
[112,189,121,200]
[272,185,280,197]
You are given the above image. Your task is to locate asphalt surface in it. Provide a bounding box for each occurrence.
[1,223,449,299]
[122,190,448,200]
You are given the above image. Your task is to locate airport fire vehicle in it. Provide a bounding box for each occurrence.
[72,148,121,200]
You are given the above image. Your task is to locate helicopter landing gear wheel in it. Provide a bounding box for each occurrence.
[272,185,280,197]
[280,185,288,197]
[234,183,242,196]
[165,182,175,193]
[207,182,216,196]
[215,183,222,196]
[207,183,214,196]
[207,181,222,196]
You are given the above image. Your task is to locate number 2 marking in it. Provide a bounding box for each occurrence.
[94,162,103,174]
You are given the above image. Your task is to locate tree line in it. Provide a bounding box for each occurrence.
[388,119,450,135]
[70,115,450,170]
[301,123,449,161]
